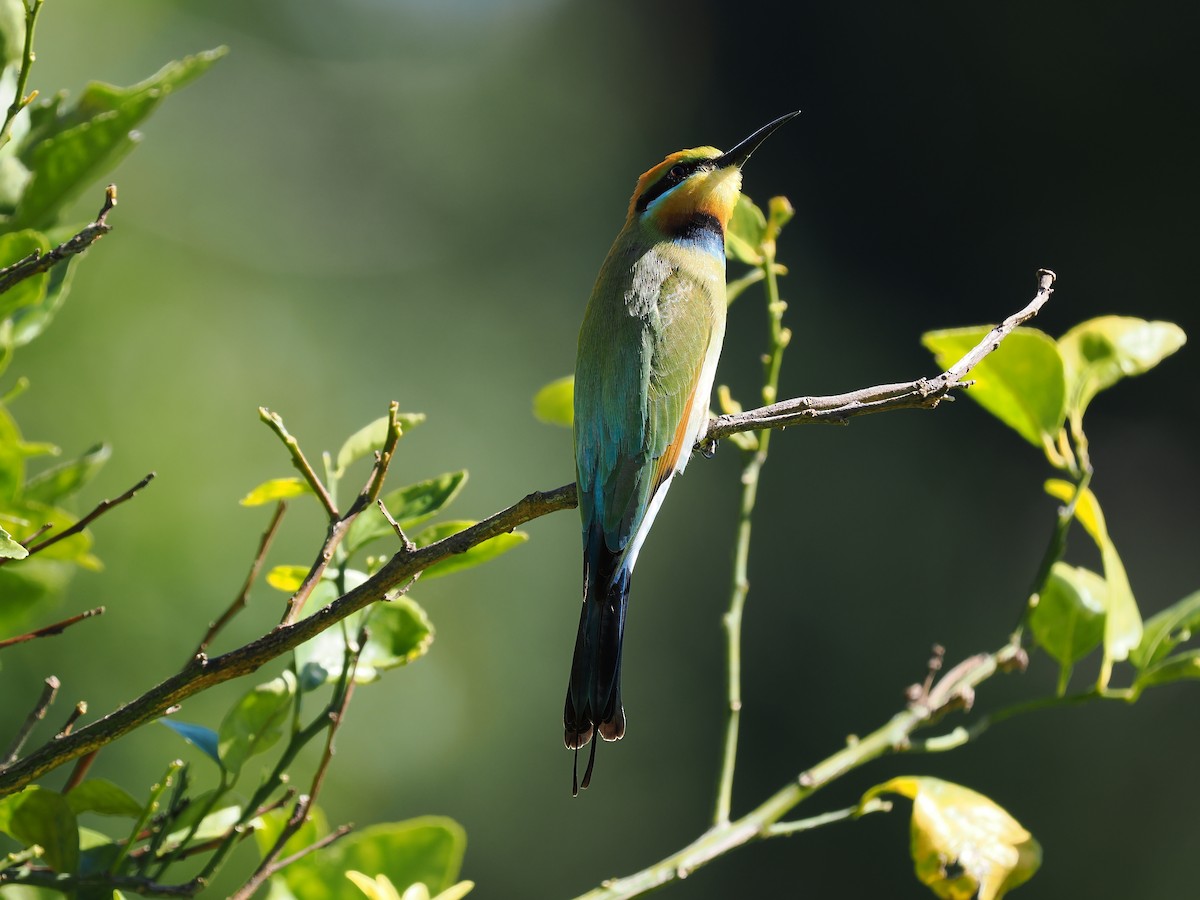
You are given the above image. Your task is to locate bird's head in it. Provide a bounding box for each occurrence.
[627,111,800,238]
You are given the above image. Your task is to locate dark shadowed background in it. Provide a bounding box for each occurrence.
[4,1,1198,897]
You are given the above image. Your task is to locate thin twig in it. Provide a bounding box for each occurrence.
[0,185,118,294]
[2,676,59,765]
[18,521,52,546]
[258,409,338,519]
[705,269,1057,439]
[763,797,892,838]
[55,701,87,740]
[230,825,352,900]
[377,497,415,552]
[279,405,408,626]
[13,472,154,563]
[0,607,105,650]
[194,501,288,656]
[0,0,42,150]
[62,749,97,793]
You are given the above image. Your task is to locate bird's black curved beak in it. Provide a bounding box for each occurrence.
[715,110,801,169]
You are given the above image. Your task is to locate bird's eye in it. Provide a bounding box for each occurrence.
[668,164,686,180]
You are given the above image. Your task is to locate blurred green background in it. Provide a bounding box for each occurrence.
[3,0,1198,897]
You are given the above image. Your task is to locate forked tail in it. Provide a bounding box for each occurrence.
[564,522,630,794]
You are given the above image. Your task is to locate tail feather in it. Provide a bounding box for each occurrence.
[564,523,630,754]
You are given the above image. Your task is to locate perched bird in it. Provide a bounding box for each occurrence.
[566,111,799,793]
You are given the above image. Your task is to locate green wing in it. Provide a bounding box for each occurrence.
[574,242,715,554]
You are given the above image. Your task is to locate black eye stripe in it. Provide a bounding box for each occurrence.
[634,159,711,213]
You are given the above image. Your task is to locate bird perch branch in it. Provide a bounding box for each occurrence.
[0,270,1056,797]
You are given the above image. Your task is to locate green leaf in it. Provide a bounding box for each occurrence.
[1134,649,1200,690]
[65,780,143,818]
[0,557,73,635]
[345,471,468,555]
[255,805,329,866]
[0,229,52,319]
[413,520,527,581]
[0,522,27,557]
[0,787,81,874]
[240,477,312,507]
[1029,562,1106,691]
[77,826,122,875]
[1045,480,1142,685]
[1058,316,1186,420]
[725,194,765,264]
[862,776,1041,900]
[922,326,1066,448]
[5,499,96,566]
[163,801,247,850]
[1130,589,1200,670]
[356,598,434,680]
[10,245,81,346]
[218,672,296,778]
[295,571,433,687]
[271,817,466,900]
[0,402,25,498]
[0,0,24,70]
[12,48,229,230]
[24,443,110,504]
[336,413,426,472]
[159,720,221,766]
[532,375,574,428]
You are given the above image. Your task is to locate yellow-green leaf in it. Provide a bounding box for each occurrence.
[923,326,1066,448]
[863,776,1041,900]
[1058,316,1186,420]
[240,477,312,507]
[266,564,309,593]
[1045,480,1142,686]
[532,375,574,428]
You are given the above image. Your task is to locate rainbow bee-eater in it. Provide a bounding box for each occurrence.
[566,111,799,792]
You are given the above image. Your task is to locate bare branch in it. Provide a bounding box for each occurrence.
[377,497,415,552]
[705,268,1057,438]
[0,607,105,650]
[0,185,118,294]
[55,701,87,740]
[279,402,405,626]
[3,676,59,766]
[194,501,288,656]
[258,408,338,519]
[12,472,155,563]
[229,824,352,900]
